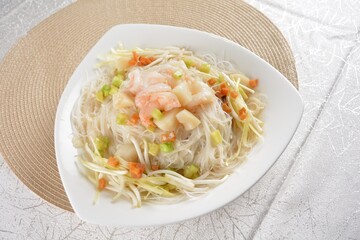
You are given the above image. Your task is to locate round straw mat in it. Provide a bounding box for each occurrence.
[0,0,298,212]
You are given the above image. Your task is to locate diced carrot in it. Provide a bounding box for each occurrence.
[239,107,247,120]
[221,103,232,113]
[138,56,145,65]
[220,87,229,96]
[107,156,120,167]
[161,131,176,142]
[249,79,258,88]
[132,51,139,61]
[207,78,217,86]
[129,113,140,125]
[147,58,154,65]
[138,56,156,66]
[98,178,107,191]
[230,91,238,98]
[138,56,149,66]
[215,82,229,96]
[149,57,156,64]
[128,59,137,66]
[220,82,226,89]
[151,164,159,171]
[128,51,139,66]
[220,83,229,96]
[128,162,145,179]
[128,51,156,67]
[131,169,143,178]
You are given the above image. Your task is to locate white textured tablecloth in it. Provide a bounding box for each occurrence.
[1,1,359,239]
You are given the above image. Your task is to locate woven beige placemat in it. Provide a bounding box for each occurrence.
[0,0,298,212]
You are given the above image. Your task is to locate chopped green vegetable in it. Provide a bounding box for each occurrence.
[112,75,123,88]
[116,113,128,125]
[183,58,196,68]
[147,124,156,132]
[151,108,163,120]
[149,143,160,156]
[95,136,109,156]
[183,164,199,179]
[110,85,118,94]
[163,183,177,191]
[198,63,211,73]
[109,85,118,95]
[114,69,125,77]
[101,84,111,97]
[160,142,174,153]
[218,73,225,82]
[210,129,222,147]
[96,84,113,102]
[173,70,183,80]
[136,181,174,197]
[95,90,104,102]
[241,119,250,144]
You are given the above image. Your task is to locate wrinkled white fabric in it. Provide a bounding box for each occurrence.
[1,0,359,239]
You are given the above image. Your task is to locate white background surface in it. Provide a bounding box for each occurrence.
[1,0,359,239]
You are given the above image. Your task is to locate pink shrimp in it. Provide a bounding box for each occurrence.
[135,84,180,127]
[126,69,142,94]
[126,70,167,94]
[143,71,167,86]
[135,83,171,107]
[125,68,182,126]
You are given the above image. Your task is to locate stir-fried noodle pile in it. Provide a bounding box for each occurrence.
[71,45,266,207]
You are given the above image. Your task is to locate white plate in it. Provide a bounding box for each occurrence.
[54,24,303,226]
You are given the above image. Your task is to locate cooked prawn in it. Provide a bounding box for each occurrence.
[135,84,180,126]
[126,70,167,94]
